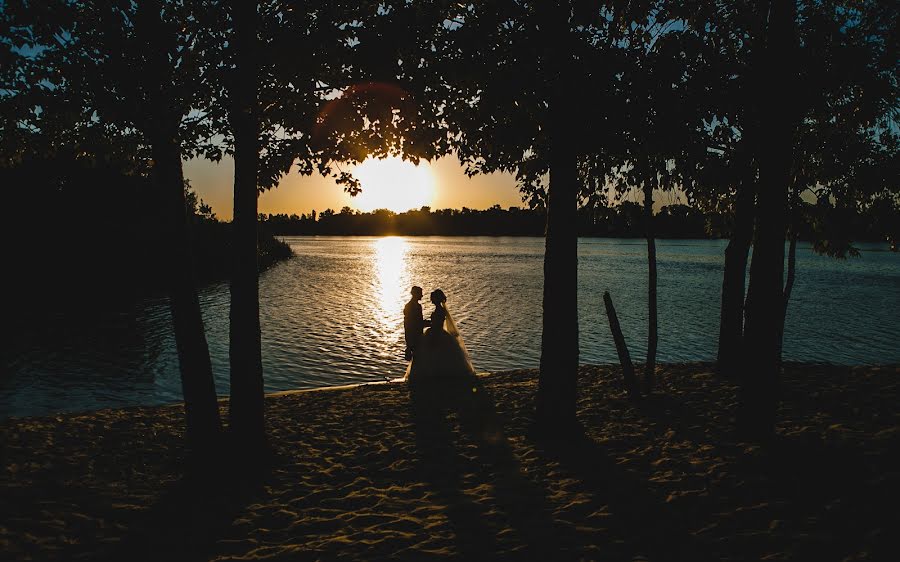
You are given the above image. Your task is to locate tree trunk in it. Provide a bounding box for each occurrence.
[738,0,797,441]
[776,232,798,359]
[643,182,657,393]
[138,0,220,451]
[603,292,639,399]
[783,233,797,307]
[228,0,265,446]
[716,180,755,376]
[151,133,222,449]
[718,0,764,379]
[536,3,579,428]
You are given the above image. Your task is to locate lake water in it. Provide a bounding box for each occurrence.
[2,236,898,418]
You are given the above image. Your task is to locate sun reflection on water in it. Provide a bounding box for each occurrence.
[373,237,410,330]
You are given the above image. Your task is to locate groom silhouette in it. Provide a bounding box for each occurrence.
[403,286,430,360]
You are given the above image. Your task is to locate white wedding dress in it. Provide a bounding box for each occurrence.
[405,302,476,381]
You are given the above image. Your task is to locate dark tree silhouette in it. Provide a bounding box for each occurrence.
[427,1,594,427]
[131,1,227,450]
[4,0,225,449]
[734,0,898,439]
[699,0,898,379]
[717,175,756,375]
[227,0,265,446]
[535,2,580,427]
[136,2,225,450]
[203,0,397,447]
[739,0,799,440]
[697,3,768,378]
[642,182,659,391]
[788,0,898,260]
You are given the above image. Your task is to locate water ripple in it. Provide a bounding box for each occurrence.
[1,236,897,417]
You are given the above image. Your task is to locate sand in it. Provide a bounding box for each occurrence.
[1,363,898,561]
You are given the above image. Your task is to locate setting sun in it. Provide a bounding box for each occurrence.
[348,156,436,212]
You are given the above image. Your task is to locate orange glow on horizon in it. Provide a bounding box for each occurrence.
[185,154,523,220]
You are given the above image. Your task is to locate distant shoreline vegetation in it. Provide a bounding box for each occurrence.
[261,203,896,244]
[186,191,294,282]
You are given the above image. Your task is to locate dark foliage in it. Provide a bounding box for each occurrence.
[2,158,292,315]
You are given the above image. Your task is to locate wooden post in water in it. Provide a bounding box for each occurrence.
[603,291,640,399]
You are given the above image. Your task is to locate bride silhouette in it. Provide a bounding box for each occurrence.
[405,289,476,382]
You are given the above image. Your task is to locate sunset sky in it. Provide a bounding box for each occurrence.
[184,154,526,220]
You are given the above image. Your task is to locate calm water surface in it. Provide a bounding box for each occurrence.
[2,236,898,418]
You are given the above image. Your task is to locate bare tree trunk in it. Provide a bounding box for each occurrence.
[784,234,797,301]
[603,292,639,399]
[536,2,579,429]
[717,180,755,376]
[643,182,657,393]
[738,0,797,441]
[151,133,222,449]
[776,233,798,359]
[228,0,265,446]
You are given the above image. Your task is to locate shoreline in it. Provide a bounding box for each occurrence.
[2,363,897,560]
[3,361,894,423]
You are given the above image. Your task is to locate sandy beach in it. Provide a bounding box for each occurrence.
[2,363,898,561]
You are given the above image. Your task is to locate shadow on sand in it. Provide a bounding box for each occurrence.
[532,422,702,561]
[106,449,270,562]
[408,376,562,559]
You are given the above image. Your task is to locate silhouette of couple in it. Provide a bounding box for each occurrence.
[403,286,476,381]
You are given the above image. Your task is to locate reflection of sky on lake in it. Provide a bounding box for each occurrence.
[2,237,898,418]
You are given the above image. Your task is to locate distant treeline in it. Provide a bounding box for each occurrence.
[260,201,897,242]
[258,204,711,237]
